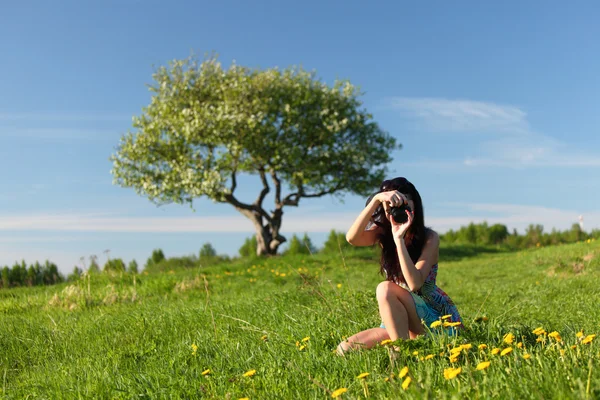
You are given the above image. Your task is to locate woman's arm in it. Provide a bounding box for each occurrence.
[395,231,439,292]
[345,197,382,246]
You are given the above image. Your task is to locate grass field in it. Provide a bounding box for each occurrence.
[1,240,599,399]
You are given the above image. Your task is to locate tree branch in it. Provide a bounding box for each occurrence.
[270,170,282,206]
[282,183,344,207]
[255,167,270,207]
[230,170,237,194]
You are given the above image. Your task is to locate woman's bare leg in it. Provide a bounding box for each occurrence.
[337,328,389,355]
[376,281,424,340]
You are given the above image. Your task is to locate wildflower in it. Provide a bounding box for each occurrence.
[523,354,531,359]
[280,273,286,277]
[356,372,370,379]
[582,334,596,344]
[449,356,459,363]
[548,331,562,341]
[536,337,544,343]
[260,335,268,341]
[441,314,452,320]
[491,348,501,355]
[402,376,412,390]
[443,321,462,327]
[571,345,577,349]
[239,398,249,400]
[430,320,442,328]
[201,369,211,376]
[399,366,409,378]
[576,331,584,338]
[444,367,462,380]
[476,361,491,370]
[380,339,393,346]
[517,342,523,349]
[384,377,389,382]
[243,369,256,377]
[412,351,419,356]
[501,347,513,356]
[478,344,488,350]
[425,354,435,360]
[503,333,515,344]
[191,344,198,355]
[331,388,347,398]
[337,283,342,288]
[462,344,473,350]
[532,327,546,336]
[474,316,489,322]
[298,345,306,351]
[302,336,310,343]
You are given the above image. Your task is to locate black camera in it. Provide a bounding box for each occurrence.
[389,204,411,224]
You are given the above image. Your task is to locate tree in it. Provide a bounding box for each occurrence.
[146,249,166,269]
[111,55,397,256]
[199,242,217,259]
[104,258,126,273]
[322,229,352,253]
[128,260,139,274]
[239,235,258,258]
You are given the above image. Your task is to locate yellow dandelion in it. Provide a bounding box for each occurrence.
[536,337,544,343]
[571,345,577,349]
[532,327,546,336]
[425,354,435,360]
[501,347,513,356]
[449,356,459,363]
[298,345,306,351]
[474,316,489,322]
[443,367,462,380]
[582,334,596,344]
[280,273,286,277]
[380,339,393,346]
[399,366,409,378]
[301,336,310,343]
[576,331,584,338]
[548,331,562,341]
[491,348,501,355]
[331,388,347,398]
[260,335,268,341]
[517,342,523,349]
[243,369,256,377]
[523,354,531,359]
[239,398,249,400]
[402,376,412,390]
[503,333,515,344]
[191,344,198,355]
[201,369,211,376]
[441,314,452,320]
[443,321,462,327]
[337,283,342,288]
[412,351,419,356]
[476,361,491,370]
[430,320,442,328]
[462,344,473,350]
[296,341,300,347]
[356,372,370,379]
[384,377,390,382]
[478,344,488,350]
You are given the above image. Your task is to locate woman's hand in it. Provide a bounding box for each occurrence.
[375,190,408,215]
[389,209,414,241]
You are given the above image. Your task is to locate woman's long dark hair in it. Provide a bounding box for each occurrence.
[366,177,429,284]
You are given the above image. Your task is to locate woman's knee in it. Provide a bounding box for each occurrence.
[376,280,410,303]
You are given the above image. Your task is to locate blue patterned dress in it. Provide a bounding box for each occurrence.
[380,263,462,333]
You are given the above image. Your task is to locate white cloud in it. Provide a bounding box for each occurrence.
[387,97,600,168]
[0,212,356,233]
[387,97,529,134]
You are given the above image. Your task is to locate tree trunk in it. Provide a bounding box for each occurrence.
[238,208,286,256]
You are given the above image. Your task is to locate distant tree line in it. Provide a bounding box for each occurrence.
[439,221,599,248]
[0,260,63,289]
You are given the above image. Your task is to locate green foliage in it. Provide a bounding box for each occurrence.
[127,260,139,274]
[239,235,258,258]
[145,249,166,270]
[199,242,217,259]
[440,221,597,250]
[88,256,100,274]
[284,233,316,255]
[321,229,353,254]
[103,258,126,274]
[67,267,83,282]
[144,255,199,273]
[0,260,63,289]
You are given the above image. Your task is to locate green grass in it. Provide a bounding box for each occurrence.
[1,241,599,399]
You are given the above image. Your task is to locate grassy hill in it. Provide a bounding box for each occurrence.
[1,241,599,399]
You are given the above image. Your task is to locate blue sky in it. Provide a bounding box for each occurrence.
[1,1,599,274]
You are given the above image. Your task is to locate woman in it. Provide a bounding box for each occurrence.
[337,177,462,354]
